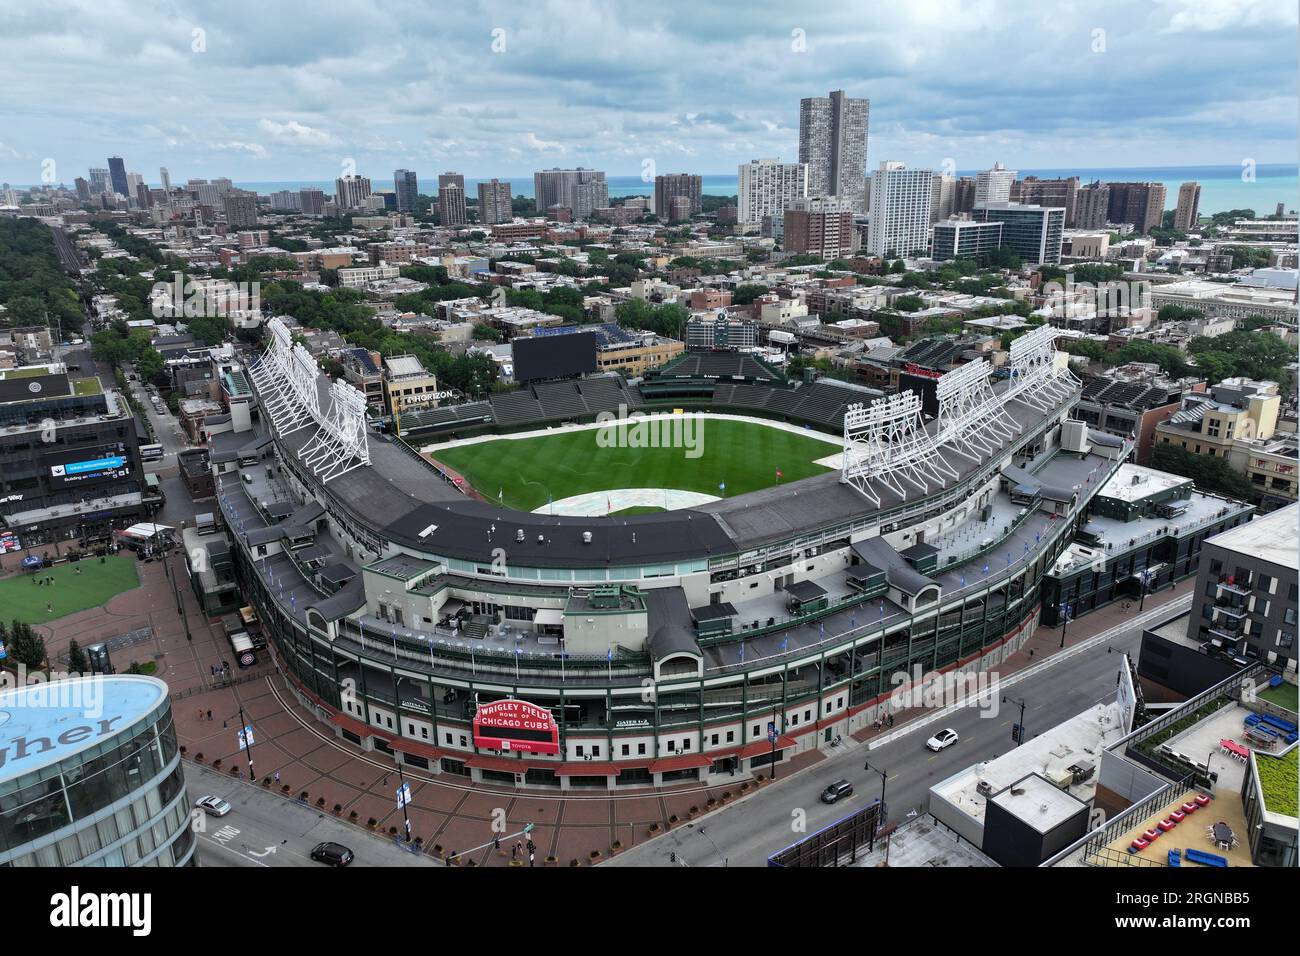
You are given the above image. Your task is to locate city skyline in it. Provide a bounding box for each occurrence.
[0,0,1296,184]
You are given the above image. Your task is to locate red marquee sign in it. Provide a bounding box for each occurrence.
[472,699,560,755]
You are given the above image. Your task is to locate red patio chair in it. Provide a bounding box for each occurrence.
[1132,837,1150,850]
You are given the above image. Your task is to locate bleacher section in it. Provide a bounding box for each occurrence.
[398,371,871,439]
[651,352,787,384]
[647,377,882,432]
[396,400,493,435]
[400,374,643,437]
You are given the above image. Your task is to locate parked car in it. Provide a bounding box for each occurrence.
[194,795,232,817]
[821,779,854,804]
[925,728,959,752]
[310,842,354,866]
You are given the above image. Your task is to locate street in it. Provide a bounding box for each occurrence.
[187,763,437,868]
[605,595,1188,867]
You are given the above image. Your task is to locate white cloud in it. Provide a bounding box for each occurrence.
[257,119,334,146]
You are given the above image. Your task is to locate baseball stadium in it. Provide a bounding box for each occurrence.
[203,320,1178,789]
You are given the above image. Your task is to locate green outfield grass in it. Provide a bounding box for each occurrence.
[433,418,838,512]
[0,555,140,625]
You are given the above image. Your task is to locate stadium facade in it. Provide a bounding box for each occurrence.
[207,322,1161,790]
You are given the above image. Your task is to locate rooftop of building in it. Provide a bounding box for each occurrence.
[1205,502,1299,571]
[0,676,170,783]
[1098,462,1191,504]
[931,699,1130,827]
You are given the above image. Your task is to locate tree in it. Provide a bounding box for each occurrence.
[8,620,46,669]
[733,284,770,305]
[67,639,90,675]
[1151,444,1255,501]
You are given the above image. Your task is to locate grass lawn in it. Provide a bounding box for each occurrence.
[433,418,837,512]
[1258,680,1298,713]
[0,555,140,625]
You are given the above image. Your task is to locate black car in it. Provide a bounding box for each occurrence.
[310,842,354,866]
[821,779,854,804]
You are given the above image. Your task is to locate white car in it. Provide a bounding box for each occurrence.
[925,728,959,752]
[194,795,232,817]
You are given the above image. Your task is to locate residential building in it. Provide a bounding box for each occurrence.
[1187,503,1299,671]
[1013,176,1080,227]
[477,178,513,225]
[338,262,400,288]
[798,89,870,210]
[976,202,1066,265]
[383,354,443,417]
[931,219,1003,261]
[334,175,372,210]
[1156,378,1287,493]
[394,169,419,213]
[654,173,703,219]
[783,197,857,259]
[1074,181,1110,230]
[737,158,808,225]
[533,168,607,218]
[867,161,933,258]
[439,183,467,227]
[1174,181,1202,232]
[1107,182,1167,234]
[339,347,384,409]
[974,162,1016,206]
[222,191,258,228]
[299,188,326,216]
[930,173,955,223]
[88,167,109,194]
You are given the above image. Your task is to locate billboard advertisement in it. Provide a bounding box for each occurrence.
[46,448,131,488]
[472,699,560,755]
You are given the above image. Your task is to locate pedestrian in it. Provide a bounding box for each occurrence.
[493,834,500,852]
[513,840,521,860]
[529,851,534,867]
[888,713,894,728]
[46,603,52,613]
[274,771,280,784]
[206,709,212,722]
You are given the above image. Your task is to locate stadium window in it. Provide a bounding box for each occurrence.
[621,744,629,756]
[576,745,584,757]
[726,731,734,743]
[444,733,452,745]
[459,736,467,747]
[638,743,646,755]
[710,734,718,746]
[592,746,600,757]
[753,725,760,738]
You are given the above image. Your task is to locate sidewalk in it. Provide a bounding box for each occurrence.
[850,576,1194,746]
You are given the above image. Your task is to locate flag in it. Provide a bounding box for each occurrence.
[960,574,966,587]
[606,647,612,662]
[739,644,745,662]
[779,638,788,652]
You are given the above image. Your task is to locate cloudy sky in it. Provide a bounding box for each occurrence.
[1,0,1296,186]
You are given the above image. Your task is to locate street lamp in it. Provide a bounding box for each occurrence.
[1003,694,1028,747]
[1138,568,1152,613]
[1058,601,1071,649]
[863,760,888,824]
[696,826,727,867]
